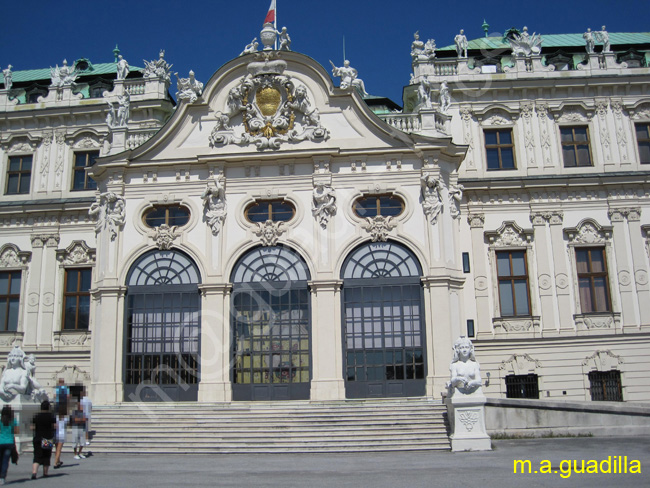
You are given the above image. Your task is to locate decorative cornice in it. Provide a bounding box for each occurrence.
[467,213,485,228]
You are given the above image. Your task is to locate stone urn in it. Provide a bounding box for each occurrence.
[261,23,277,50]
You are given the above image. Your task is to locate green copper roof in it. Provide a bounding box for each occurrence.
[1,62,143,85]
[439,32,650,51]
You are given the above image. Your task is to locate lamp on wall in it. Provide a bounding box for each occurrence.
[485,371,490,387]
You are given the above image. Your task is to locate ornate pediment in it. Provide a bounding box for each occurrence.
[499,353,541,374]
[209,53,329,151]
[582,350,622,370]
[565,219,612,244]
[485,221,533,247]
[0,244,31,268]
[56,241,96,265]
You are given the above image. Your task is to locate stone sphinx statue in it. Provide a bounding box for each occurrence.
[448,336,482,395]
[0,346,48,402]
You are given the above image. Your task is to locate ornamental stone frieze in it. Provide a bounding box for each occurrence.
[362,216,397,242]
[0,244,31,268]
[209,52,329,151]
[56,241,96,265]
[574,312,620,331]
[30,234,60,248]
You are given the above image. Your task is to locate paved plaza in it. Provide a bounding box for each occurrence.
[3,436,649,487]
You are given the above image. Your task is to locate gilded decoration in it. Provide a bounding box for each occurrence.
[209,53,329,151]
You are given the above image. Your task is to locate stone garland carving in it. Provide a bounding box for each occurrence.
[143,50,173,82]
[175,71,203,103]
[507,26,543,57]
[581,350,622,369]
[50,59,78,88]
[55,332,91,347]
[448,184,463,219]
[596,99,612,163]
[610,100,629,162]
[499,353,541,375]
[0,346,48,403]
[420,172,443,224]
[460,107,475,169]
[88,191,126,241]
[494,318,534,332]
[54,131,65,189]
[253,220,287,246]
[56,241,95,266]
[520,102,536,167]
[201,174,227,236]
[39,131,53,191]
[535,103,553,167]
[362,216,397,242]
[210,54,329,151]
[312,183,336,228]
[458,411,479,431]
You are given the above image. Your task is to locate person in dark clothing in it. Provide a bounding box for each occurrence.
[0,405,18,485]
[31,400,56,479]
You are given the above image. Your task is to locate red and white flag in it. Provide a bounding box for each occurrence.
[264,0,276,24]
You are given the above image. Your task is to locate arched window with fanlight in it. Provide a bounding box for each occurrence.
[341,240,425,399]
[230,246,311,401]
[123,249,201,402]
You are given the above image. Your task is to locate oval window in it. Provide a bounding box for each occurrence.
[245,200,295,223]
[143,205,190,228]
[353,194,404,218]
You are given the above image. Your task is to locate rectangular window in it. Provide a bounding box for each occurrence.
[560,126,592,167]
[6,155,32,195]
[636,123,650,164]
[575,247,611,313]
[496,250,531,316]
[588,370,623,401]
[484,129,516,170]
[72,151,99,190]
[63,268,92,330]
[0,271,21,331]
[505,374,539,399]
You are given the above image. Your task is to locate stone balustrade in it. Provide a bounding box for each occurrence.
[126,129,158,150]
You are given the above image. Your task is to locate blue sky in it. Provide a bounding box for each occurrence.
[1,0,648,104]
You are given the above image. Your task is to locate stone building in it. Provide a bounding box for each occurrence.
[1,26,649,405]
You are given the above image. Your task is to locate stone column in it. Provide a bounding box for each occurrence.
[608,208,638,328]
[197,283,232,402]
[547,212,573,332]
[467,214,490,337]
[29,234,60,348]
[530,212,557,333]
[90,285,126,404]
[308,280,345,401]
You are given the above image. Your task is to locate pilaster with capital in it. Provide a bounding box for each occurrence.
[467,214,491,337]
[530,212,558,333]
[308,280,345,400]
[88,285,126,403]
[546,212,574,332]
[607,207,640,327]
[26,234,60,347]
[197,284,233,402]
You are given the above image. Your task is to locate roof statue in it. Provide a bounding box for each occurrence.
[330,60,368,97]
[439,81,451,114]
[0,346,48,403]
[116,54,130,80]
[454,30,468,58]
[411,31,424,60]
[50,59,78,88]
[279,27,291,51]
[583,28,595,53]
[507,26,543,57]
[106,91,130,129]
[143,50,173,82]
[175,70,203,103]
[411,31,437,62]
[2,65,12,91]
[595,26,611,53]
[240,38,259,56]
[417,77,433,110]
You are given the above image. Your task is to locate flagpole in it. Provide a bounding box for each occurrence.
[274,0,278,50]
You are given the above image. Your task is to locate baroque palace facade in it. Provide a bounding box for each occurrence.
[1,25,649,405]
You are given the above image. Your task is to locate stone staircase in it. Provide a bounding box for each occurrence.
[86,398,450,453]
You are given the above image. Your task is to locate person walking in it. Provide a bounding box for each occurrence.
[31,400,56,479]
[0,405,18,485]
[54,378,69,414]
[69,402,86,460]
[53,404,68,469]
[80,388,92,445]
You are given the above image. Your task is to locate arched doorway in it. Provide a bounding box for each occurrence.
[341,241,426,398]
[231,246,311,401]
[123,250,201,402]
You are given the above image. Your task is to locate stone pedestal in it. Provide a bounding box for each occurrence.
[4,395,41,453]
[446,388,492,452]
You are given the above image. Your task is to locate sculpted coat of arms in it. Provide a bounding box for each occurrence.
[209,53,329,151]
